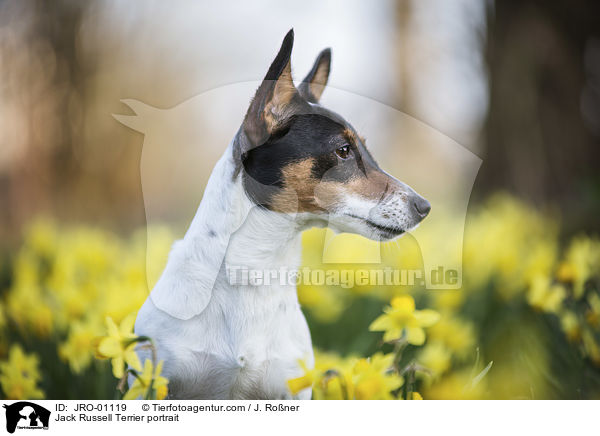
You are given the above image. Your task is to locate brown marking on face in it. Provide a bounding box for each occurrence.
[342,128,360,146]
[311,169,404,216]
[338,134,407,205]
[270,158,324,213]
[344,167,391,201]
[269,135,408,215]
[315,165,408,212]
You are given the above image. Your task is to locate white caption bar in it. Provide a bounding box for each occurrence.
[0,400,597,436]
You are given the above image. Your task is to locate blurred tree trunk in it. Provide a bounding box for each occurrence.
[478,0,600,233]
[0,0,145,245]
[0,0,86,242]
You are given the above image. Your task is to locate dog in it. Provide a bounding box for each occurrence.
[133,29,430,400]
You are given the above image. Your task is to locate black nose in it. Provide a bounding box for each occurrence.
[412,196,431,218]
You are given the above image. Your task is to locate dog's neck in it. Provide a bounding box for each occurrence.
[184,141,304,271]
[151,141,307,320]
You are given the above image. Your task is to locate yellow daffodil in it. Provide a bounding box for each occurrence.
[59,320,104,373]
[297,283,346,322]
[526,275,565,313]
[0,345,44,399]
[123,359,169,400]
[427,316,476,359]
[290,350,405,400]
[560,311,581,342]
[6,232,56,337]
[352,353,403,400]
[97,313,142,378]
[557,237,600,298]
[288,352,351,399]
[462,194,558,299]
[312,351,356,400]
[418,342,452,376]
[287,359,317,395]
[586,294,600,329]
[411,391,423,400]
[369,295,440,345]
[431,290,465,312]
[5,202,600,402]
[582,330,600,366]
[424,370,486,400]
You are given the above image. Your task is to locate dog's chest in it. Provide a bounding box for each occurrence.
[164,283,313,399]
[228,305,312,398]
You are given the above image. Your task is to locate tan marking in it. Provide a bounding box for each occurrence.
[312,180,344,210]
[317,166,408,209]
[341,128,366,146]
[308,60,330,101]
[270,158,322,213]
[342,128,359,145]
[264,60,297,133]
[313,167,404,212]
[345,168,390,200]
[337,135,402,203]
[271,155,409,214]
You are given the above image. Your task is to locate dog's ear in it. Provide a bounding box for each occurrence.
[298,48,331,103]
[242,29,300,150]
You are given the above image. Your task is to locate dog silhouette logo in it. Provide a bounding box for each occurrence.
[114,89,481,308]
[2,402,50,433]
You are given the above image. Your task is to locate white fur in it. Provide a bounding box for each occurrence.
[134,139,424,400]
[134,142,313,399]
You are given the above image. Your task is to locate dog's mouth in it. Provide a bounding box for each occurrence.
[366,220,405,239]
[345,214,405,239]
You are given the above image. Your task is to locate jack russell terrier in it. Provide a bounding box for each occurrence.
[133,29,430,399]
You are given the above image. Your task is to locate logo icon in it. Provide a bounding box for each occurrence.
[2,402,50,434]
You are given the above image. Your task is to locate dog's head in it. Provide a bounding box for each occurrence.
[234,29,430,241]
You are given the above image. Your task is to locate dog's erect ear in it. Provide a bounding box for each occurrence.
[298,48,331,103]
[243,29,300,149]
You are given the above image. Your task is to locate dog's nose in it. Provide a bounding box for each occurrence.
[412,196,431,218]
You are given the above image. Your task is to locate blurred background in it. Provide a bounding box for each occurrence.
[0,0,599,400]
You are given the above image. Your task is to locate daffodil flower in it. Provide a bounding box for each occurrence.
[123,359,169,400]
[97,313,142,378]
[59,320,103,374]
[418,342,452,376]
[585,293,600,328]
[410,392,423,400]
[526,275,565,313]
[369,295,440,345]
[352,353,403,400]
[287,360,316,395]
[0,345,44,399]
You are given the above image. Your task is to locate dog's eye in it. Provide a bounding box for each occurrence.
[335,145,351,159]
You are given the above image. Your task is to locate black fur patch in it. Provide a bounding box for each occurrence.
[241,113,379,210]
